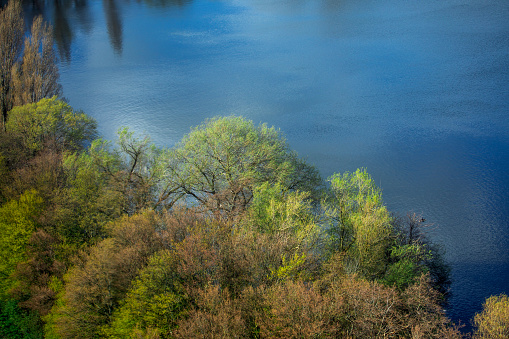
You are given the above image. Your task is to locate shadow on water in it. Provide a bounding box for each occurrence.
[1,0,193,62]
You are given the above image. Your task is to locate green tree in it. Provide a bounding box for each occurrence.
[0,190,43,297]
[165,116,322,220]
[243,182,323,283]
[322,168,393,278]
[382,243,430,290]
[6,97,97,154]
[0,299,43,339]
[47,212,166,339]
[103,250,190,338]
[388,213,451,294]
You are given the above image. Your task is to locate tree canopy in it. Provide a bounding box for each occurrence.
[0,104,490,338]
[6,97,97,153]
[165,116,322,220]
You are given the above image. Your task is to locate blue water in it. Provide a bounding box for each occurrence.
[21,0,509,329]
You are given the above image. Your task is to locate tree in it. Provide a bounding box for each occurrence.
[322,169,393,279]
[47,212,166,339]
[6,97,97,154]
[0,190,44,297]
[242,182,324,284]
[387,213,451,295]
[9,229,65,317]
[11,15,61,108]
[0,0,23,129]
[473,294,509,339]
[66,128,171,218]
[103,249,191,338]
[0,1,62,130]
[0,298,43,339]
[165,116,322,220]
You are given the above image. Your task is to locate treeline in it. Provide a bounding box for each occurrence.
[2,100,507,338]
[0,100,457,338]
[1,1,508,338]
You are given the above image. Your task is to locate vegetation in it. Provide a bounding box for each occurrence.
[0,100,468,338]
[0,0,61,130]
[0,1,504,337]
[473,294,509,339]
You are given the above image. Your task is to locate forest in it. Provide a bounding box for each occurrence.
[1,1,508,338]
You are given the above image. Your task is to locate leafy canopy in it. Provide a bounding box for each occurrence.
[6,97,96,153]
[165,116,321,219]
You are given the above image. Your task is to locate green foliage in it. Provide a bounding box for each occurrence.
[63,128,170,221]
[8,229,65,318]
[247,182,322,246]
[473,294,509,339]
[383,244,430,290]
[59,149,123,243]
[6,97,96,153]
[0,299,43,339]
[391,213,452,297]
[322,168,393,278]
[269,252,307,283]
[241,182,324,285]
[165,116,322,219]
[48,212,166,339]
[104,250,190,338]
[0,114,462,337]
[0,190,43,297]
[56,128,168,244]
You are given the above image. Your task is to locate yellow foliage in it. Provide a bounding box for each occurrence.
[474,294,509,339]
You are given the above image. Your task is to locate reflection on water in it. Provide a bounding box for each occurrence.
[11,0,193,61]
[103,0,122,54]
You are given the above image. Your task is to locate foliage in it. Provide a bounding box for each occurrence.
[65,128,170,217]
[9,230,65,317]
[0,299,43,339]
[391,213,451,296]
[103,249,191,338]
[0,1,61,129]
[11,15,61,107]
[473,294,509,339]
[0,190,43,297]
[383,243,431,290]
[6,97,97,154]
[0,113,469,338]
[0,0,23,127]
[165,116,322,220]
[322,168,393,278]
[47,212,166,339]
[174,285,249,339]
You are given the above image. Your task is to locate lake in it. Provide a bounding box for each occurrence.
[18,0,509,329]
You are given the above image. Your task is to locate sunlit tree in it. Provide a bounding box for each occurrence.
[474,294,509,339]
[164,116,322,220]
